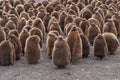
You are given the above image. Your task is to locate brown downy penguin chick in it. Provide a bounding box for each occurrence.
[23,25,32,32]
[15,4,25,15]
[0,40,15,66]
[94,34,108,59]
[29,2,35,8]
[52,36,71,68]
[85,5,94,13]
[99,5,108,15]
[77,2,85,11]
[112,0,118,4]
[3,1,12,12]
[8,7,19,18]
[65,23,83,36]
[51,11,60,20]
[0,15,9,27]
[90,0,98,8]
[37,5,46,11]
[43,13,51,33]
[79,18,90,35]
[105,0,112,5]
[46,5,54,14]
[70,3,79,16]
[66,25,82,61]
[95,8,105,20]
[1,27,9,39]
[31,16,36,20]
[37,9,46,20]
[95,1,103,8]
[88,18,100,28]
[59,11,67,31]
[9,0,14,7]
[17,18,26,33]
[8,14,19,27]
[78,0,85,5]
[8,29,19,38]
[112,13,120,36]
[66,1,72,7]
[112,12,120,22]
[80,34,90,58]
[103,19,117,36]
[92,11,104,31]
[8,34,22,60]
[64,14,74,27]
[42,0,49,7]
[49,22,63,35]
[48,30,60,36]
[105,10,113,20]
[28,8,35,17]
[87,23,101,45]
[46,32,58,59]
[112,17,120,36]
[76,26,83,35]
[116,2,120,8]
[19,0,25,4]
[68,9,77,17]
[19,11,30,20]
[29,27,43,48]
[5,20,16,30]
[24,35,41,64]
[24,3,33,12]
[29,1,35,7]
[103,33,119,55]
[33,9,39,16]
[64,23,74,36]
[85,0,90,5]
[19,29,29,54]
[26,19,33,26]
[60,0,67,4]
[14,0,22,7]
[80,8,92,19]
[50,0,60,8]
[35,2,43,9]
[33,18,46,40]
[48,17,58,29]
[0,27,6,43]
[74,17,81,26]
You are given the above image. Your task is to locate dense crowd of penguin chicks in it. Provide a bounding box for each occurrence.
[0,0,120,68]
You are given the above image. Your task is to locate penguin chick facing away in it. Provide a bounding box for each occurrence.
[46,31,58,59]
[80,34,90,58]
[24,35,41,64]
[0,40,16,66]
[102,33,119,55]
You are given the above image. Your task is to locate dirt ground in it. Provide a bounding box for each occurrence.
[0,0,120,80]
